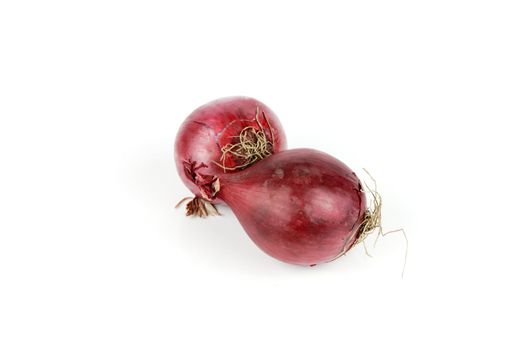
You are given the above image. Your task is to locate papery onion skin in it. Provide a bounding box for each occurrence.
[175,96,287,203]
[215,149,366,265]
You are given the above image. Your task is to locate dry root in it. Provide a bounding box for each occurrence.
[213,107,275,172]
[176,196,219,217]
[334,169,408,277]
[354,169,383,247]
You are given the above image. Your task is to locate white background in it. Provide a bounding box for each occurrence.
[1,1,524,349]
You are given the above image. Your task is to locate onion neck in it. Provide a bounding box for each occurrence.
[197,177,220,201]
[183,158,220,201]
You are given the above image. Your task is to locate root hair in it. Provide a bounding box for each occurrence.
[333,169,408,277]
[176,196,219,217]
[213,107,275,172]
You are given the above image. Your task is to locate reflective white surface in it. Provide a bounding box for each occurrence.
[0,1,524,349]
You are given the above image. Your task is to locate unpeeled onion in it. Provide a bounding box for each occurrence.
[174,96,287,216]
[193,148,368,265]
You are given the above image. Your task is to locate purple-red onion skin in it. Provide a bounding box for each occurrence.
[175,97,286,202]
[218,149,366,266]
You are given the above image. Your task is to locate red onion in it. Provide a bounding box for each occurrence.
[192,148,372,266]
[174,97,287,216]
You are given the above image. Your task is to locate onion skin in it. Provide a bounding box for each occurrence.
[175,97,286,203]
[215,149,366,265]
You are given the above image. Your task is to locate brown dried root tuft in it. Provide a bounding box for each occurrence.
[333,169,408,277]
[176,196,219,218]
[354,169,383,247]
[213,107,275,172]
[357,169,408,277]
